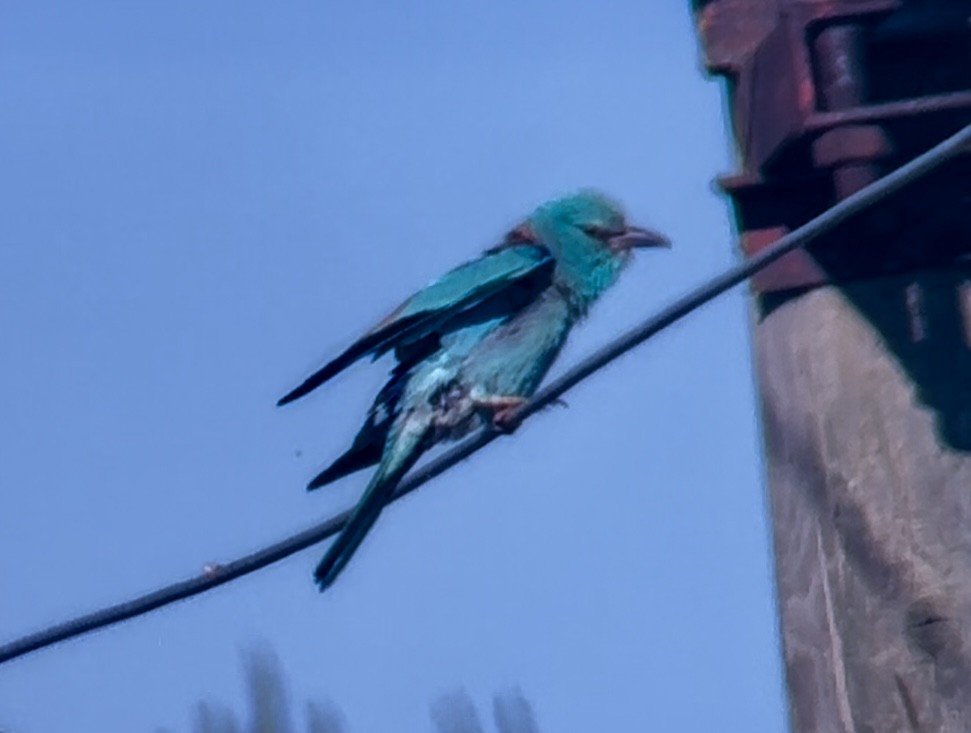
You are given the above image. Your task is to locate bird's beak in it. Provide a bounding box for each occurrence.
[608,225,671,252]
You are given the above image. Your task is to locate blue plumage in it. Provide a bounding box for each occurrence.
[278,191,669,590]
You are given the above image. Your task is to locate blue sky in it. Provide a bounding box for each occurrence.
[0,2,786,731]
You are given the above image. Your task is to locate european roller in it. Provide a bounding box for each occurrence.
[278,191,669,590]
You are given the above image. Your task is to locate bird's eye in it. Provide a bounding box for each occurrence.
[580,224,611,240]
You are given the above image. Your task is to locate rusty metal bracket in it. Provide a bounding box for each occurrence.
[694,0,971,293]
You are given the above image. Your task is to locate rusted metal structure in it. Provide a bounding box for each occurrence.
[697,0,971,293]
[694,2,971,731]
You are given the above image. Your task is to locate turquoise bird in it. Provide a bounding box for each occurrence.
[278,191,669,590]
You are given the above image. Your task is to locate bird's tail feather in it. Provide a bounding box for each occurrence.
[313,416,430,590]
[307,439,382,490]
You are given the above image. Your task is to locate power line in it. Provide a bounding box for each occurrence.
[2,121,970,667]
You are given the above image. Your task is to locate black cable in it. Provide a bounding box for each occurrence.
[3,121,970,667]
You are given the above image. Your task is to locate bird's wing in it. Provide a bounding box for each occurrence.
[277,244,553,405]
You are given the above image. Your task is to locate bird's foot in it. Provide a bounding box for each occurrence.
[473,395,527,434]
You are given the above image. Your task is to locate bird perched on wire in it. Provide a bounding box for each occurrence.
[278,191,670,590]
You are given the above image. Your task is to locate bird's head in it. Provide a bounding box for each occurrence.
[507,191,669,311]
